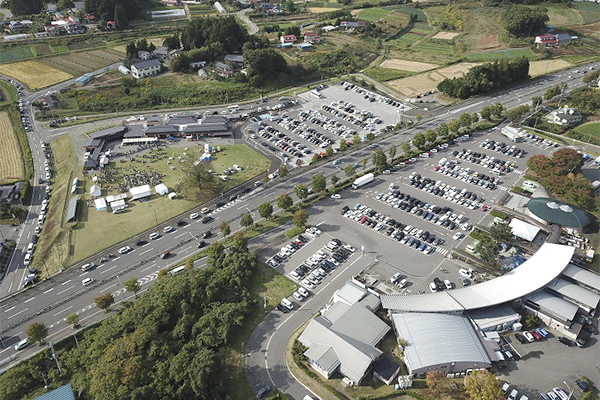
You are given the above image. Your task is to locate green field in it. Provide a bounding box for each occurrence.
[309,1,342,7]
[357,7,392,21]
[383,5,428,22]
[465,48,536,61]
[70,145,270,265]
[413,39,455,54]
[188,3,215,15]
[574,122,600,137]
[0,47,34,62]
[573,2,600,24]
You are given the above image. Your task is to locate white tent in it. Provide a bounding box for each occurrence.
[155,183,169,196]
[106,193,127,202]
[509,218,541,242]
[90,184,101,198]
[110,199,126,210]
[129,184,152,200]
[168,192,177,199]
[94,198,107,211]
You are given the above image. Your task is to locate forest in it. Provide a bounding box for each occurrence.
[0,234,258,400]
[437,57,530,99]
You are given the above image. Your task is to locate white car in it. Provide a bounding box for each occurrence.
[459,268,473,278]
[149,232,160,240]
[163,226,174,233]
[444,280,452,290]
[297,287,310,298]
[344,244,356,253]
[82,277,94,286]
[330,194,341,199]
[302,279,316,289]
[190,213,199,219]
[280,298,294,310]
[452,232,464,241]
[118,246,132,254]
[292,291,305,301]
[201,207,210,214]
[523,331,535,342]
[14,338,28,351]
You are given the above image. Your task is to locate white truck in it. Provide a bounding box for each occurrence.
[352,173,374,189]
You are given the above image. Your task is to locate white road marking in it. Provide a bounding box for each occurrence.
[44,288,54,294]
[139,249,152,256]
[56,285,75,296]
[101,283,116,293]
[100,264,118,274]
[24,297,35,303]
[53,306,72,317]
[4,306,15,313]
[62,279,71,285]
[174,232,187,239]
[7,308,28,319]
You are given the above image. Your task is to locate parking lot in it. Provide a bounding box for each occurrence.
[497,328,598,399]
[245,82,413,166]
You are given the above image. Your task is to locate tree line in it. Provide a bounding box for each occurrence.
[502,5,549,37]
[84,0,149,27]
[437,57,530,99]
[0,235,258,400]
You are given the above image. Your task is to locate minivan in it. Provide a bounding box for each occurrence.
[37,215,44,225]
[466,245,476,253]
[26,243,35,254]
[14,338,28,351]
[24,253,32,266]
[280,298,294,310]
[81,263,95,272]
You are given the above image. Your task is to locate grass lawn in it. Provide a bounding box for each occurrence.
[70,144,269,267]
[573,122,600,137]
[33,135,78,277]
[225,262,298,399]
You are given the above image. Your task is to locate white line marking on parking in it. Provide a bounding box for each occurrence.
[316,221,325,226]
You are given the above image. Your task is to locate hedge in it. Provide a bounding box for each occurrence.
[490,209,508,219]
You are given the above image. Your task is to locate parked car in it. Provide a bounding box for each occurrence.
[256,385,271,399]
[118,246,132,254]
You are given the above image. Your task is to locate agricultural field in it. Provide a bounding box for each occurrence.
[464,48,535,62]
[383,5,428,23]
[386,62,480,96]
[546,5,584,26]
[113,38,164,53]
[0,60,73,89]
[0,111,24,184]
[572,2,600,24]
[413,38,455,55]
[0,40,102,64]
[363,66,413,81]
[389,22,433,48]
[529,59,573,77]
[380,58,437,72]
[432,31,460,40]
[356,7,392,21]
[573,122,600,137]
[187,3,215,16]
[0,47,34,62]
[41,48,125,76]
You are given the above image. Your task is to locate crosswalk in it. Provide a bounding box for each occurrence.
[435,247,449,256]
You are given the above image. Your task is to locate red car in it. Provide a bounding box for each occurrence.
[359,216,367,224]
[434,165,440,171]
[531,331,542,341]
[481,205,488,212]
[160,251,171,259]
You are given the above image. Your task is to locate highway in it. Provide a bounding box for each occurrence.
[0,62,597,394]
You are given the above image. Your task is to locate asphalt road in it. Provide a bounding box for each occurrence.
[0,62,597,391]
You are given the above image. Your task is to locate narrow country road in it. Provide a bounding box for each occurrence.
[237,8,259,35]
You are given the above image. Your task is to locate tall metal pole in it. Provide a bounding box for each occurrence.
[48,342,62,374]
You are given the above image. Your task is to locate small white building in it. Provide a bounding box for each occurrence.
[130,59,161,79]
[547,107,583,126]
[118,65,131,75]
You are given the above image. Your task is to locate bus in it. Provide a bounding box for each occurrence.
[228,104,240,113]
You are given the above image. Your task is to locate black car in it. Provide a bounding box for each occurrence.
[256,385,271,399]
[201,216,214,224]
[202,231,212,239]
[276,304,289,313]
[197,240,206,248]
[31,234,38,244]
[515,333,527,344]
[136,239,148,246]
[340,205,349,215]
[176,220,187,226]
[215,201,225,208]
[557,336,574,346]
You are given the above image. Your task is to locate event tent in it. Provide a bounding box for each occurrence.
[509,219,541,242]
[90,184,101,198]
[155,183,168,195]
[129,185,151,200]
[94,198,107,211]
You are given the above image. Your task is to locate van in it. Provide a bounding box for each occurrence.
[523,180,536,190]
[389,183,395,190]
[24,253,32,266]
[37,215,44,225]
[466,245,476,253]
[280,298,294,310]
[26,243,35,254]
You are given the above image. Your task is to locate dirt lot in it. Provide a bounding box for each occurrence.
[529,59,573,77]
[432,31,460,40]
[0,60,73,89]
[380,58,438,72]
[386,62,480,96]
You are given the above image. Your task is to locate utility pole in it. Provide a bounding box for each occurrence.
[48,342,62,374]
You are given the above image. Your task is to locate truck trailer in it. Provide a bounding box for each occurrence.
[352,173,374,189]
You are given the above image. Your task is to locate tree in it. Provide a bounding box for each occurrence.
[552,148,583,175]
[58,0,75,10]
[389,144,397,161]
[312,174,326,193]
[283,0,296,13]
[402,142,411,157]
[412,132,426,149]
[325,146,334,157]
[26,322,48,345]
[114,4,129,29]
[506,105,530,123]
[339,139,347,151]
[425,129,437,144]
[344,164,356,177]
[362,158,369,170]
[183,160,218,201]
[240,213,254,228]
[65,313,80,329]
[7,0,43,15]
[366,132,375,141]
[295,184,308,201]
[489,222,513,244]
[502,5,549,37]
[258,202,273,219]
[95,293,115,312]
[219,221,231,236]
[480,107,492,121]
[277,194,293,211]
[448,119,461,135]
[293,209,308,228]
[426,370,449,395]
[311,154,319,164]
[185,258,194,270]
[464,370,504,400]
[330,174,340,187]
[459,112,473,129]
[492,103,504,119]
[353,133,361,145]
[436,122,449,137]
[372,149,388,170]
[475,236,499,269]
[279,165,289,179]
[531,96,542,108]
[163,35,181,49]
[124,277,141,298]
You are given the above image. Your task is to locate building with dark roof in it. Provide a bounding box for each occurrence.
[526,197,591,232]
[130,59,161,79]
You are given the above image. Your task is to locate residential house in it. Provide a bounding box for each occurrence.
[535,34,559,47]
[138,50,152,60]
[547,107,583,126]
[154,46,170,59]
[280,34,297,44]
[159,0,181,4]
[304,32,322,43]
[297,301,390,385]
[44,25,61,36]
[340,20,367,29]
[130,59,162,79]
[189,61,207,69]
[215,61,233,78]
[224,54,244,65]
[9,21,24,30]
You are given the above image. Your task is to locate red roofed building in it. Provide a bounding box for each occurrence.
[280,34,297,44]
[535,34,558,47]
[304,32,322,43]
